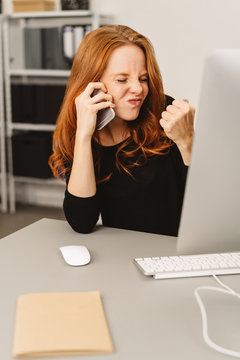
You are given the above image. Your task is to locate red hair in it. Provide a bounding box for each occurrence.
[49,25,172,182]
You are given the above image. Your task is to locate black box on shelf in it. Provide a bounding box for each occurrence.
[11,84,66,124]
[40,85,66,124]
[12,131,53,178]
[11,84,44,123]
[61,0,89,10]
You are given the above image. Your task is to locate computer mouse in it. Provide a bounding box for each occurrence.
[59,245,91,266]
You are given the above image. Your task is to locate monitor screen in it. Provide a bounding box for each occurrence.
[178,49,240,255]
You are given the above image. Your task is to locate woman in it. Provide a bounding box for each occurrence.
[49,25,195,236]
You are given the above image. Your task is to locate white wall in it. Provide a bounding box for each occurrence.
[99,0,240,106]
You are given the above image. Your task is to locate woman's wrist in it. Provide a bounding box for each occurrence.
[75,130,93,144]
[176,134,194,166]
[176,131,194,150]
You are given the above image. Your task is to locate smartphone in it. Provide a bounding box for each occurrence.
[92,89,115,130]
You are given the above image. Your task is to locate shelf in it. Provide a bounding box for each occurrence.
[10,10,93,19]
[10,123,55,131]
[0,15,7,212]
[8,11,112,30]
[9,69,70,77]
[3,10,111,212]
[14,176,65,186]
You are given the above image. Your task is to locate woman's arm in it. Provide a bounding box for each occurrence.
[64,82,115,233]
[63,189,99,233]
[67,82,115,197]
[160,99,195,166]
[67,133,96,197]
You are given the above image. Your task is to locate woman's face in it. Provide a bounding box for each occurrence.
[100,45,149,122]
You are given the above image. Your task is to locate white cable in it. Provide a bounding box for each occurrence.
[194,273,240,358]
[211,273,240,298]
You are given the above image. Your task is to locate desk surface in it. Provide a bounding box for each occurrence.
[1,218,239,359]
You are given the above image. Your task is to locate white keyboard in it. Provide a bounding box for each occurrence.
[134,252,240,279]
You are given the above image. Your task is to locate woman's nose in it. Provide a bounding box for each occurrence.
[129,80,143,94]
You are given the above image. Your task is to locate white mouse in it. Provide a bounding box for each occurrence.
[60,245,91,266]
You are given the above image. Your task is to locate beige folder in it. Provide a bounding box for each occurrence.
[12,291,114,358]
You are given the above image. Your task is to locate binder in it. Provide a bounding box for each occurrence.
[42,28,70,69]
[74,25,84,53]
[24,28,43,69]
[62,25,74,59]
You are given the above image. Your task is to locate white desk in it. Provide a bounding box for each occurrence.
[0,219,239,359]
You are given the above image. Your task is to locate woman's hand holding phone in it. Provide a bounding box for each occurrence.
[75,82,115,138]
[91,89,115,130]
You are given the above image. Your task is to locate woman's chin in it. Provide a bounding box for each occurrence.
[115,111,140,122]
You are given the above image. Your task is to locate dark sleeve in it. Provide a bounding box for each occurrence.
[63,189,100,234]
[165,94,189,181]
[165,94,175,107]
[170,144,188,186]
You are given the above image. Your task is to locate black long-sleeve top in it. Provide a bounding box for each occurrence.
[63,97,188,237]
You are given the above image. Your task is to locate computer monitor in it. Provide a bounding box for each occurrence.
[177,49,240,255]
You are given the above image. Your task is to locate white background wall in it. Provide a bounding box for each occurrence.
[98,0,240,106]
[2,0,240,207]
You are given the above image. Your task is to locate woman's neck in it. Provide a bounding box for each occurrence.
[98,117,130,146]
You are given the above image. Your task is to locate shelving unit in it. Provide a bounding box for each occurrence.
[9,69,70,76]
[0,15,7,212]
[3,10,112,212]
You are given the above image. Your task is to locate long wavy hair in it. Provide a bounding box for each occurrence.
[49,25,172,182]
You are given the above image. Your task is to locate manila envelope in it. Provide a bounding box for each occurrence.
[12,291,114,358]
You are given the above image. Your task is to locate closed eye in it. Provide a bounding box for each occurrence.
[116,79,127,83]
[140,77,148,82]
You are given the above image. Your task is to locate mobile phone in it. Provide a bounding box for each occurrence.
[92,89,115,130]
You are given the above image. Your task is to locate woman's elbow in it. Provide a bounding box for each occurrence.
[67,220,96,234]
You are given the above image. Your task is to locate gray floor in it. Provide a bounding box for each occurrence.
[0,204,65,239]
